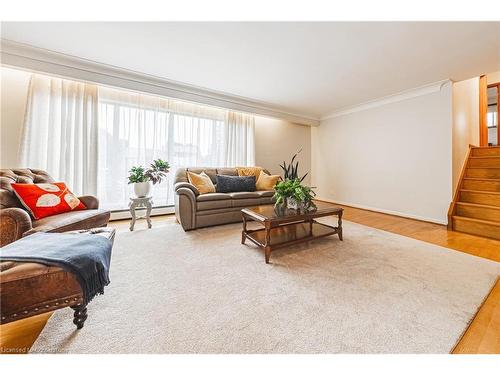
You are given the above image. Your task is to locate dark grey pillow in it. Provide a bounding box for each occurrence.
[216,175,256,193]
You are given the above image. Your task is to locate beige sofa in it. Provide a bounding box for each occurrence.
[174,167,275,230]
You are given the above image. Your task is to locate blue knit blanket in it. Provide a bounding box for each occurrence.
[0,232,112,304]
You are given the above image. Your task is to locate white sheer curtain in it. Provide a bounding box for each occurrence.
[20,74,99,196]
[20,75,255,211]
[97,87,255,210]
[225,111,255,166]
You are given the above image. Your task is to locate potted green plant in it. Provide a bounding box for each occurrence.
[274,150,316,210]
[127,159,170,197]
[273,178,316,210]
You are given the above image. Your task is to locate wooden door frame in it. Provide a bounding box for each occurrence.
[480,75,500,146]
[479,75,488,146]
[486,82,500,146]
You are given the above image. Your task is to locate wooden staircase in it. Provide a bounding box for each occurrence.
[448,145,500,240]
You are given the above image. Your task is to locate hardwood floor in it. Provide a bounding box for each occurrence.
[1,205,499,354]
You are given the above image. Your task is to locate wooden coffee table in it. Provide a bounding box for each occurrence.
[241,201,343,263]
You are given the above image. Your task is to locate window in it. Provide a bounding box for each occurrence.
[97,89,230,210]
[487,106,497,128]
[21,75,255,211]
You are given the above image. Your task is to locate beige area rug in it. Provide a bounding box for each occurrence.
[30,219,500,354]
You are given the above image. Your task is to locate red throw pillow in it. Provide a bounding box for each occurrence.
[11,182,86,220]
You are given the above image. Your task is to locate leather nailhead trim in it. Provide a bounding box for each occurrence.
[1,296,83,322]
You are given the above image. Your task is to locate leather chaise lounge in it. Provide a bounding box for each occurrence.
[0,168,112,331]
[0,168,110,246]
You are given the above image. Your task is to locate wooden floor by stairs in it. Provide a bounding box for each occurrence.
[449,146,500,240]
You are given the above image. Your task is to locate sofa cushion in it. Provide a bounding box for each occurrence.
[228,192,261,199]
[216,175,256,193]
[196,193,232,211]
[11,182,86,220]
[256,171,281,191]
[186,168,217,184]
[197,200,233,211]
[216,168,238,176]
[196,193,231,202]
[187,171,215,194]
[29,209,110,234]
[231,198,269,208]
[237,167,263,178]
[255,190,275,198]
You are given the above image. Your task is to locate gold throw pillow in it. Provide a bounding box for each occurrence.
[237,166,263,178]
[256,171,281,191]
[187,171,216,194]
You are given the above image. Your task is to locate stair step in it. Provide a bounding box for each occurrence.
[452,215,500,240]
[460,190,500,207]
[456,202,500,222]
[465,168,500,178]
[468,156,500,168]
[462,178,500,192]
[471,146,500,157]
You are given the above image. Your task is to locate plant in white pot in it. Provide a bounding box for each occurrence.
[127,159,170,198]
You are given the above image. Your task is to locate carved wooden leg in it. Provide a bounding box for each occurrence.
[241,214,247,244]
[265,246,271,264]
[338,211,343,241]
[264,222,272,264]
[71,304,88,329]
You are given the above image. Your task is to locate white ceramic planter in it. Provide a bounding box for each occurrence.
[286,197,300,210]
[134,181,152,198]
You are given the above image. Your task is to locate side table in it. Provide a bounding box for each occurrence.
[129,196,153,231]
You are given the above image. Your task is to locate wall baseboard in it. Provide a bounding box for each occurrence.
[110,205,175,221]
[315,197,448,225]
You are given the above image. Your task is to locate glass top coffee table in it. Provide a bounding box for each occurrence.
[241,201,343,264]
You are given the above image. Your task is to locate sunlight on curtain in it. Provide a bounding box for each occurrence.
[21,74,255,211]
[97,87,254,210]
[20,74,98,196]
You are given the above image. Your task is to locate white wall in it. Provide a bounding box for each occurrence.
[487,70,500,85]
[451,77,479,192]
[312,82,453,224]
[0,67,31,167]
[254,115,311,184]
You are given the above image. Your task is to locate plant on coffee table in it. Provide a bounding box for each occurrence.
[274,150,316,210]
[273,178,316,209]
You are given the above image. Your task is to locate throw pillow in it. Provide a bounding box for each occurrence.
[256,171,281,191]
[11,182,86,220]
[187,171,216,194]
[216,175,256,193]
[237,166,263,178]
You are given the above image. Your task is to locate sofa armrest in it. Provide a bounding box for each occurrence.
[78,195,99,209]
[174,187,197,231]
[0,208,33,247]
[174,182,200,196]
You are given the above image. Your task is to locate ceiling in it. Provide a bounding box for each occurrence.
[2,22,500,118]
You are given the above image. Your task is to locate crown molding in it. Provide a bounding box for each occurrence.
[0,39,320,126]
[320,79,451,121]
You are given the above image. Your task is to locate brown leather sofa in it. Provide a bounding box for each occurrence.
[0,228,115,333]
[0,168,110,247]
[174,167,275,231]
